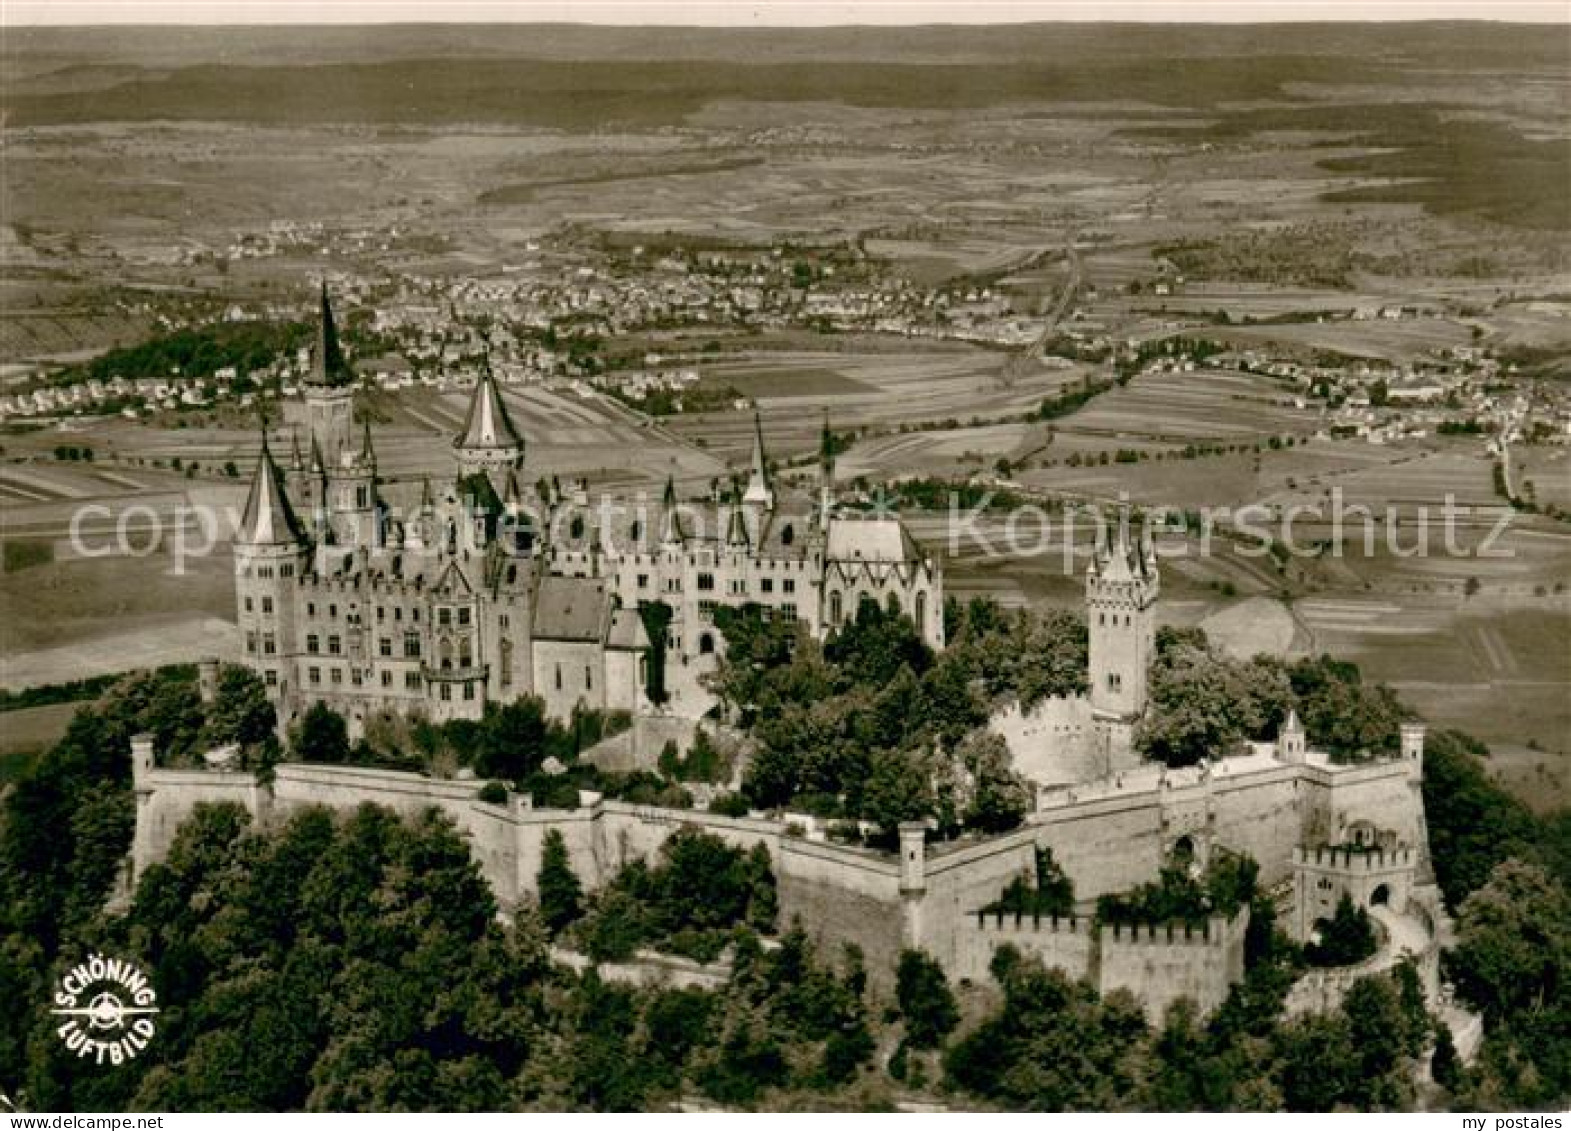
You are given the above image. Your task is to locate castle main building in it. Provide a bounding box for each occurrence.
[235,289,944,730]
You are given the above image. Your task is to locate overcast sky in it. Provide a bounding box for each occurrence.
[8,1,1569,25]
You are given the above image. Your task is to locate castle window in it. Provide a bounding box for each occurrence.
[246,632,257,654]
[262,633,276,656]
[377,607,385,623]
[699,633,715,656]
[405,671,421,691]
[440,684,451,702]
[829,591,843,625]
[439,608,451,627]
[781,523,794,546]
[307,634,320,654]
[281,563,293,578]
[356,485,368,509]
[412,609,420,623]
[783,602,796,619]
[554,664,562,691]
[330,668,342,685]
[394,608,403,622]
[307,602,316,617]
[379,638,392,658]
[585,666,593,691]
[915,591,927,635]
[783,578,795,594]
[244,596,253,612]
[637,573,649,590]
[463,682,475,701]
[1099,613,1105,626]
[697,572,715,592]
[381,671,392,688]
[328,635,341,655]
[403,633,420,659]
[264,671,277,687]
[458,607,471,627]
[761,577,773,594]
[329,605,337,618]
[309,666,321,685]
[262,596,274,614]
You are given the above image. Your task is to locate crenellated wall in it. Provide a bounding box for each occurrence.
[1099,909,1248,1020]
[957,910,1095,986]
[126,729,1432,1011]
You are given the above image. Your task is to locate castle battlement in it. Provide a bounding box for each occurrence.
[1104,914,1235,948]
[1294,844,1414,872]
[974,910,1086,934]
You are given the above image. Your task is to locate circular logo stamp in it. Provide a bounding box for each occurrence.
[49,953,159,1066]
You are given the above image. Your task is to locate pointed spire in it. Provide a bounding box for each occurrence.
[1283,707,1303,734]
[289,429,305,471]
[503,468,525,512]
[455,360,524,454]
[661,475,685,544]
[239,432,306,547]
[742,410,773,508]
[359,418,376,467]
[726,477,750,547]
[306,282,354,388]
[1096,505,1137,581]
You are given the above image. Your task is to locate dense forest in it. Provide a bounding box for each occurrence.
[0,606,1566,1110]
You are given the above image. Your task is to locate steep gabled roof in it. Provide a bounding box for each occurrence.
[239,434,306,547]
[305,283,355,389]
[455,364,524,452]
[533,575,609,642]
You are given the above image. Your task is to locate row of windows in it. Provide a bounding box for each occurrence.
[244,563,294,580]
[1098,612,1136,628]
[641,573,799,596]
[309,666,425,692]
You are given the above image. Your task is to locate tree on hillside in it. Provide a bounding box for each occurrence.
[538,828,583,936]
[290,701,349,764]
[896,949,959,1049]
[1306,893,1377,967]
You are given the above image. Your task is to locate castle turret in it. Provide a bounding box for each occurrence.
[328,418,381,549]
[1401,721,1426,765]
[660,475,686,546]
[455,361,524,480]
[302,283,356,468]
[235,432,310,709]
[744,408,776,505]
[1087,509,1158,723]
[816,407,836,530]
[1278,707,1307,765]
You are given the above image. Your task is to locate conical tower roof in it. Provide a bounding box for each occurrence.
[660,476,686,544]
[743,410,772,507]
[239,433,306,547]
[305,282,355,388]
[455,363,524,453]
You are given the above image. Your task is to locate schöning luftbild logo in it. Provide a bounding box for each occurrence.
[49,953,160,1066]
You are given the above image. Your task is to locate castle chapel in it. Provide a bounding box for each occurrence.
[235,288,945,730]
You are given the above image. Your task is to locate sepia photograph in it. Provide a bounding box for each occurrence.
[0,0,1567,1119]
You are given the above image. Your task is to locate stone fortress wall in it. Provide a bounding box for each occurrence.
[127,717,1438,1014]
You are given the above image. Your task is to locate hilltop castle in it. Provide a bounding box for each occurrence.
[145,288,1443,1017]
[235,288,943,730]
